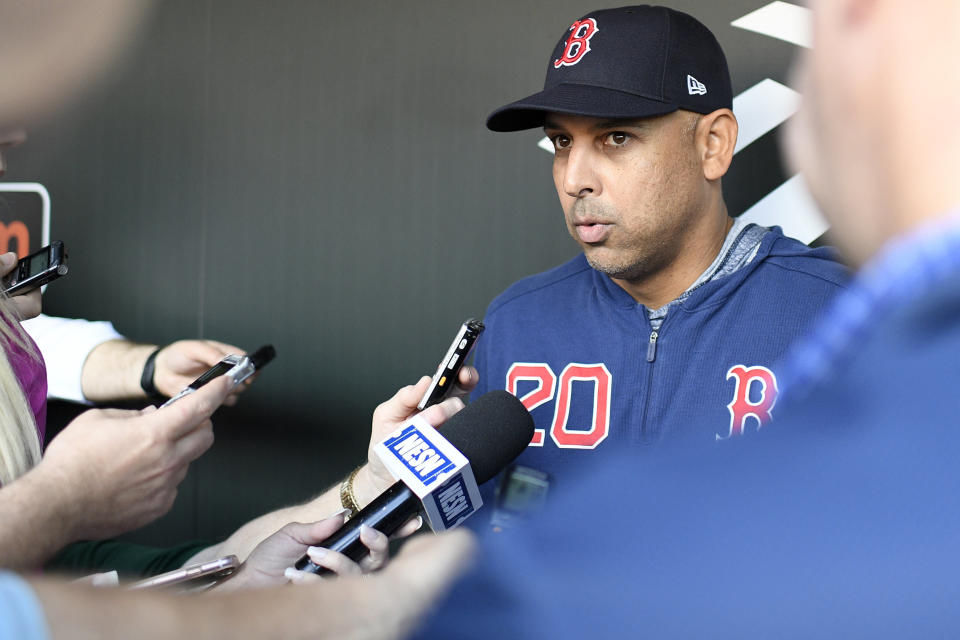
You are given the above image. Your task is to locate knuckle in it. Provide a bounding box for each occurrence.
[149,490,176,517]
[161,491,178,513]
[193,395,216,417]
[172,465,189,484]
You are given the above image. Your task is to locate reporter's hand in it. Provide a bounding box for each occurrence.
[0,251,40,319]
[376,528,476,601]
[222,514,396,590]
[334,529,477,640]
[353,367,477,506]
[153,340,251,405]
[37,376,233,540]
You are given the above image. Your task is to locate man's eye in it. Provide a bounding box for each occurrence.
[604,132,630,146]
[552,134,572,150]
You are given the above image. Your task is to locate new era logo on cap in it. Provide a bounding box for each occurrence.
[687,75,707,96]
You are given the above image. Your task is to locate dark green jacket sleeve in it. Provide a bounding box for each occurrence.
[45,539,214,578]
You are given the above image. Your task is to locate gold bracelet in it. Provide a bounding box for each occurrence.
[339,466,363,519]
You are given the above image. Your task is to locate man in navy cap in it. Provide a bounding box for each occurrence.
[414,0,960,635]
[471,5,847,526]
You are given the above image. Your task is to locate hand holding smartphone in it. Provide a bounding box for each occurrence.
[126,555,240,592]
[1,240,68,296]
[161,344,276,408]
[417,319,484,410]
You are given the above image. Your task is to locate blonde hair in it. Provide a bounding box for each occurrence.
[0,294,41,485]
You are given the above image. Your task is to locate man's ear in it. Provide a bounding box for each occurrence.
[697,109,737,181]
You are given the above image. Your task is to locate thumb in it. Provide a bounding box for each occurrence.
[0,252,17,275]
[377,376,432,422]
[150,376,233,439]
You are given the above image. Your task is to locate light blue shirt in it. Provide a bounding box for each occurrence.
[777,209,960,401]
[0,571,49,640]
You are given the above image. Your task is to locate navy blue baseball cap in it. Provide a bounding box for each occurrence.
[487,5,733,132]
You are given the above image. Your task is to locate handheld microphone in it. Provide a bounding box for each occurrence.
[294,390,534,575]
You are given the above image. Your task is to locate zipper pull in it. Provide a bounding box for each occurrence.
[646,331,658,362]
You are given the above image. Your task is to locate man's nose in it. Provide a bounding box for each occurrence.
[561,144,599,198]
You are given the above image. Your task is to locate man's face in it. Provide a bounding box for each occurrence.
[544,111,708,285]
[785,0,886,266]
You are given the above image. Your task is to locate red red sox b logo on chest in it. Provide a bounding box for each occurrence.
[718,365,779,440]
[504,361,778,448]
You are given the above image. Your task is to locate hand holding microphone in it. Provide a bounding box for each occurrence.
[294,390,534,575]
[359,367,479,508]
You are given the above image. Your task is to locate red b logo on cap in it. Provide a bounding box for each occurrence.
[553,18,599,69]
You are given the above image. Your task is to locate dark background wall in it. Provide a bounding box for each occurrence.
[4,0,806,545]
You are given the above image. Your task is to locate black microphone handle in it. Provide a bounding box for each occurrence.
[293,480,423,576]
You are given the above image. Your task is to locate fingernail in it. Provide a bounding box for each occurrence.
[333,508,350,519]
[0,253,14,267]
[415,515,424,531]
[283,567,300,582]
[307,546,327,561]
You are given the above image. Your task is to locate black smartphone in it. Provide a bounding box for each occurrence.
[490,465,551,533]
[2,240,68,296]
[160,344,276,408]
[417,319,484,411]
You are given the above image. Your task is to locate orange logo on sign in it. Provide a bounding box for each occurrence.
[0,221,29,257]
